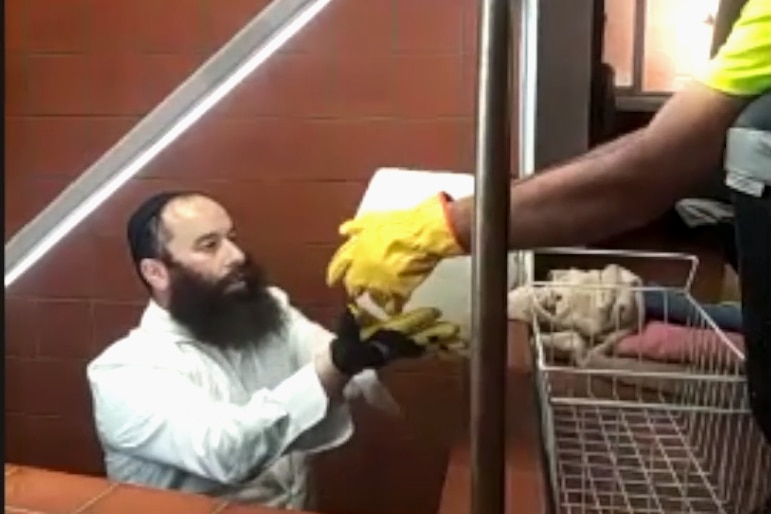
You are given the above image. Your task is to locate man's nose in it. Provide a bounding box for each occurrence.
[224,239,245,266]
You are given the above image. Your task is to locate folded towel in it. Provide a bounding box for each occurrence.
[615,321,745,366]
[643,284,743,333]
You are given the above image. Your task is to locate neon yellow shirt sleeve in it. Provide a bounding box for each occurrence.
[698,0,771,96]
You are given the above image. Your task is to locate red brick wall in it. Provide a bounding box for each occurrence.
[5,1,480,513]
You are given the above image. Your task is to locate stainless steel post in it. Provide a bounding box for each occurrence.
[470,0,512,513]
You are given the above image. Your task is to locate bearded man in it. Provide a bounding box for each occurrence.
[86,191,433,509]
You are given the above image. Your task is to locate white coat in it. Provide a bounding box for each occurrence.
[87,287,395,509]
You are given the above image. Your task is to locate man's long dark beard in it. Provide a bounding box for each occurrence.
[165,254,287,349]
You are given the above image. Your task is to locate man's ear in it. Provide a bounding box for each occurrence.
[140,258,169,291]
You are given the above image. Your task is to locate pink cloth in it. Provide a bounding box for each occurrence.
[615,321,745,365]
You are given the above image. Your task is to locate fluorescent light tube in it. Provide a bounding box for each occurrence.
[5,0,335,288]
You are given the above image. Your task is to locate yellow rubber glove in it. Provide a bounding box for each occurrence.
[327,193,465,315]
[354,305,460,346]
[352,304,469,360]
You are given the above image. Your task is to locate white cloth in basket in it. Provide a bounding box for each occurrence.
[507,264,645,362]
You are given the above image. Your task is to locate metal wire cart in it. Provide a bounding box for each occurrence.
[525,249,771,514]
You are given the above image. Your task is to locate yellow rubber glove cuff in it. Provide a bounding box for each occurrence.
[327,193,465,315]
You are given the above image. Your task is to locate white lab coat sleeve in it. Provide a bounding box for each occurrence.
[278,289,401,416]
[87,359,331,486]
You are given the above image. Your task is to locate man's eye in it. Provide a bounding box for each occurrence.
[201,240,219,251]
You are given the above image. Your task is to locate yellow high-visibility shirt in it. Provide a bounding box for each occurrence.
[698,0,771,96]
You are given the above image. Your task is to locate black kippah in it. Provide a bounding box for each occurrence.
[126,191,191,269]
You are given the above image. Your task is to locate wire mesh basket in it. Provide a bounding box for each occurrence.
[525,248,771,514]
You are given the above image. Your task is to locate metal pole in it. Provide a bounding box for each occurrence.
[518,0,540,282]
[470,0,512,513]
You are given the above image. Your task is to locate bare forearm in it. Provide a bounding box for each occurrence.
[561,129,645,166]
[448,83,749,251]
[449,132,670,249]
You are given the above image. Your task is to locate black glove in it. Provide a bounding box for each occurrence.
[329,307,425,376]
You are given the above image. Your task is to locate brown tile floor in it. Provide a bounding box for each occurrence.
[3,465,288,514]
